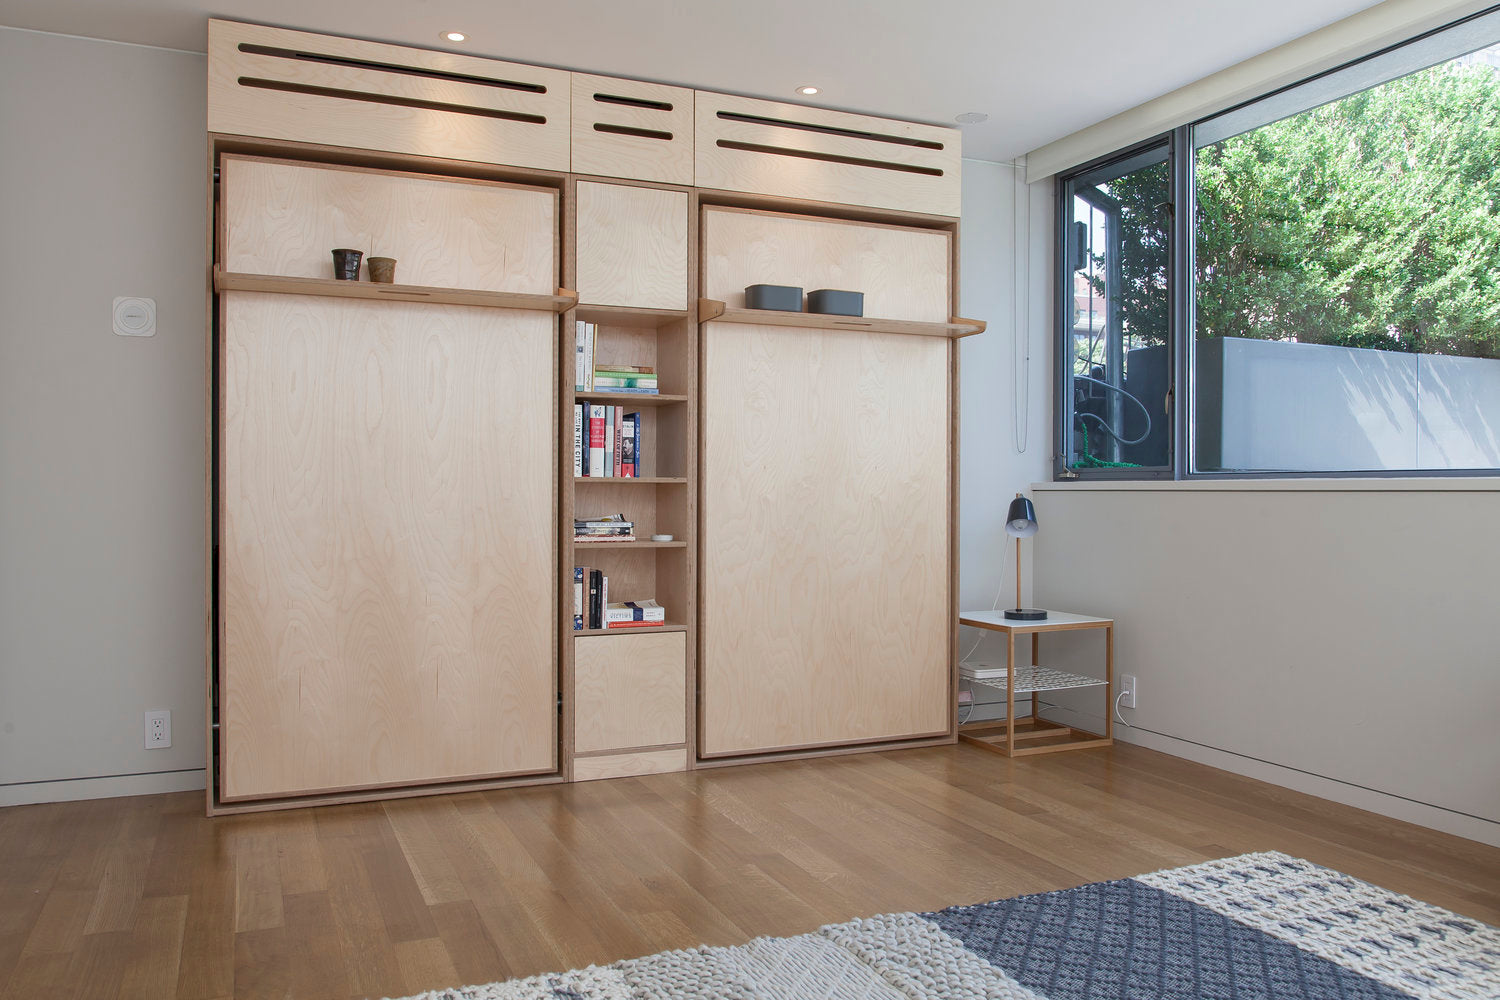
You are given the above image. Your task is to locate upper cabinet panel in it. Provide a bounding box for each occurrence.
[694,92,961,217]
[571,74,694,185]
[208,20,571,172]
[221,156,558,293]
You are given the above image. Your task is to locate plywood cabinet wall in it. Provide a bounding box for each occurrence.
[217,158,560,803]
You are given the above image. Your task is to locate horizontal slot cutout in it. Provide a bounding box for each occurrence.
[593,122,673,142]
[715,140,944,177]
[593,92,673,112]
[238,43,547,93]
[237,77,548,124]
[715,110,944,150]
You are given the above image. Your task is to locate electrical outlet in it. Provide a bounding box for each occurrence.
[144,710,171,749]
[1119,674,1137,710]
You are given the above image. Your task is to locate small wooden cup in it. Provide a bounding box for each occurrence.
[367,257,397,284]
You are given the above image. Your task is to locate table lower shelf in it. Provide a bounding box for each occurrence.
[958,717,1112,758]
[962,665,1107,695]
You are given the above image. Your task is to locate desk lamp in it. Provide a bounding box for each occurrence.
[1004,493,1047,621]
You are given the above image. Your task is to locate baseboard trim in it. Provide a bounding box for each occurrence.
[0,768,206,807]
[1037,703,1499,848]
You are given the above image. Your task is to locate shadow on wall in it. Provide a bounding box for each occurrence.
[1182,337,1500,472]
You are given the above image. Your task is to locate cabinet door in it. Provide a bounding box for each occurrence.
[574,632,686,754]
[575,181,688,310]
[220,295,557,799]
[698,209,953,757]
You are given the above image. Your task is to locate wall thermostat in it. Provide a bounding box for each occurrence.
[112,297,157,337]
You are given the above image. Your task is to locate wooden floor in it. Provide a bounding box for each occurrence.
[2,743,1496,1000]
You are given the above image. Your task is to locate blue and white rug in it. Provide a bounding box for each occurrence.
[397,852,1499,1000]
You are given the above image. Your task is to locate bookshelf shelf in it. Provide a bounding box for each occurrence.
[577,303,689,328]
[572,392,688,407]
[574,476,687,485]
[574,622,688,637]
[215,268,579,313]
[698,298,984,340]
[573,539,687,549]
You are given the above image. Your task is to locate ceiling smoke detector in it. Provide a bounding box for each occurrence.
[955,112,989,125]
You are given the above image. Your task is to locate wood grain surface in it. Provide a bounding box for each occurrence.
[3,743,1495,998]
[576,182,689,310]
[699,321,951,755]
[574,632,687,753]
[221,156,556,292]
[701,207,951,321]
[220,294,557,799]
[209,20,571,171]
[571,75,694,185]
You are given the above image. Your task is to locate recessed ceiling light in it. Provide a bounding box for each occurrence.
[441,31,467,42]
[796,85,820,96]
[955,112,989,125]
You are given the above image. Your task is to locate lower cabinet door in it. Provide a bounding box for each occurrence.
[219,294,557,800]
[573,631,686,754]
[698,322,952,757]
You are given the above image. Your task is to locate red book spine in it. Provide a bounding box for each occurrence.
[606,620,667,628]
[587,406,605,477]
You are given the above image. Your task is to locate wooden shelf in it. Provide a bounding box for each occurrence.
[215,269,579,313]
[573,539,687,549]
[577,303,690,328]
[572,391,687,406]
[573,622,687,637]
[698,298,984,339]
[574,477,687,485]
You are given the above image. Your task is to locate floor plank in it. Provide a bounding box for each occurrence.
[0,742,1495,1000]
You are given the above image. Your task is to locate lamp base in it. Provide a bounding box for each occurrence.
[1003,608,1048,621]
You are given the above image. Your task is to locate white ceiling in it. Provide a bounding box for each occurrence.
[0,0,1384,161]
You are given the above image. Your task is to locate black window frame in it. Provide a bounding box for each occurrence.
[1053,7,1500,482]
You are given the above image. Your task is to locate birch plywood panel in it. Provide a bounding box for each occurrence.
[208,20,570,171]
[699,322,951,755]
[702,208,950,321]
[577,181,689,310]
[695,91,960,217]
[220,294,556,799]
[221,156,556,292]
[571,75,693,185]
[574,632,686,753]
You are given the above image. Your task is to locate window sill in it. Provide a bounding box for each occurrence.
[1033,477,1500,493]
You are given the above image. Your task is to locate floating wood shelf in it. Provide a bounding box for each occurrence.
[698,298,985,339]
[572,391,688,407]
[573,622,688,637]
[215,269,579,312]
[573,477,688,485]
[576,303,690,328]
[572,539,687,549]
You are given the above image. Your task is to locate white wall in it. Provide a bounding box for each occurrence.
[956,160,1054,720]
[1031,481,1500,847]
[0,28,208,805]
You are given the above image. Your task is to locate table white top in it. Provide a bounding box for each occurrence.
[958,610,1112,632]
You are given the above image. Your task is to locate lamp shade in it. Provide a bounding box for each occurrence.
[1004,495,1038,538]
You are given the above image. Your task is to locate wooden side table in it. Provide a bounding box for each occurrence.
[957,610,1113,757]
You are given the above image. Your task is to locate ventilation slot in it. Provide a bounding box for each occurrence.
[715,111,944,150]
[594,122,673,142]
[237,43,546,93]
[593,92,673,112]
[715,140,944,177]
[237,77,547,124]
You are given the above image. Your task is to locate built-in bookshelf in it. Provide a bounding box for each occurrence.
[560,177,697,779]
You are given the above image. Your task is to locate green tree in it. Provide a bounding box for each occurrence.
[1195,56,1500,358]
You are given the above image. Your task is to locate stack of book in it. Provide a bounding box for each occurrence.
[575,512,633,543]
[572,568,668,631]
[574,322,661,395]
[573,404,641,477]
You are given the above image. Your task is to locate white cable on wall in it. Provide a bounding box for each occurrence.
[1012,158,1031,454]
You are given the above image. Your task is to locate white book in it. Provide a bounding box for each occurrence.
[587,404,605,477]
[572,404,583,477]
[574,322,588,391]
[606,599,666,623]
[584,322,596,391]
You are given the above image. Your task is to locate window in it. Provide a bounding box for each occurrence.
[1056,10,1500,478]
